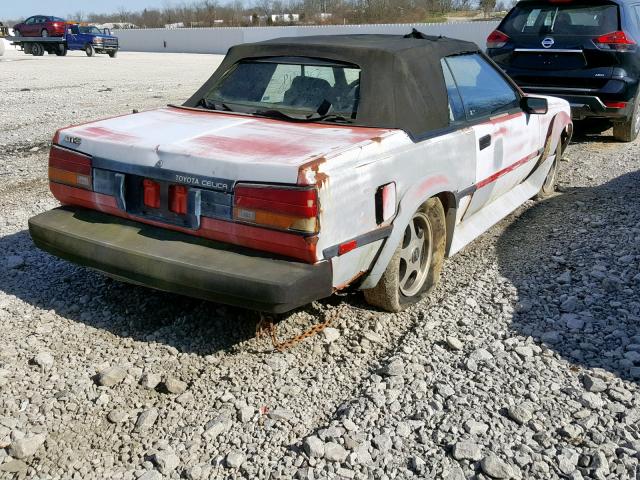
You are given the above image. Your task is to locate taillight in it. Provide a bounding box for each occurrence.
[143,179,161,209]
[487,30,509,49]
[604,101,627,109]
[169,185,188,214]
[594,31,636,52]
[233,184,318,233]
[48,145,92,190]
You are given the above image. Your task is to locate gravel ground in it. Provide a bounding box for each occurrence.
[1,48,640,480]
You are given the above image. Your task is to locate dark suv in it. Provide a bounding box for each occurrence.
[487,0,640,142]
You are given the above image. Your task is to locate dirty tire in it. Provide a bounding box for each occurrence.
[613,93,640,143]
[536,142,562,200]
[85,45,95,57]
[108,50,118,58]
[364,197,446,312]
[55,45,67,56]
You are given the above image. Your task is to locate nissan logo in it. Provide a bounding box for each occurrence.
[541,37,555,48]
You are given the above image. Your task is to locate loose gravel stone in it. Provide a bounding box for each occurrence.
[151,450,179,475]
[323,327,340,343]
[32,351,54,370]
[582,374,607,393]
[226,451,245,468]
[140,372,161,390]
[452,440,482,461]
[203,416,232,439]
[8,433,46,459]
[446,336,463,350]
[96,366,126,387]
[324,442,348,462]
[135,408,159,432]
[481,453,514,479]
[163,376,187,394]
[107,410,128,424]
[507,404,533,425]
[303,436,325,458]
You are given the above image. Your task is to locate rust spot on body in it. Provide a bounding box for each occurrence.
[334,271,367,291]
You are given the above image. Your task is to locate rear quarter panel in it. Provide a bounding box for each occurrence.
[312,128,477,289]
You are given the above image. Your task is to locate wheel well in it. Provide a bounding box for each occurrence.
[561,124,573,154]
[434,191,456,255]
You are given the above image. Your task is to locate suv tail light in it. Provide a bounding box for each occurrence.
[594,31,637,52]
[49,145,92,189]
[487,30,509,49]
[233,184,318,233]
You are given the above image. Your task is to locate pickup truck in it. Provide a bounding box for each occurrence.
[8,24,118,57]
[29,32,572,313]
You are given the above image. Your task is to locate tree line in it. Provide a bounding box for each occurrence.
[56,0,508,29]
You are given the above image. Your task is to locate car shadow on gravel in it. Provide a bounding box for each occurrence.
[0,229,268,354]
[496,169,640,383]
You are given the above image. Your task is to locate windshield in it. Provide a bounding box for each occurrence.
[201,58,361,120]
[502,3,619,36]
[79,26,102,35]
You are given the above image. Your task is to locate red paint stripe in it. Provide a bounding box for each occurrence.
[49,183,318,263]
[476,151,540,189]
[483,112,524,126]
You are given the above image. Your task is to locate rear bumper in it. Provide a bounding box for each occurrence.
[521,90,631,121]
[28,207,333,313]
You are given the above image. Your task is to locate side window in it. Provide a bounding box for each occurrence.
[440,59,465,124]
[445,54,518,120]
[25,17,35,25]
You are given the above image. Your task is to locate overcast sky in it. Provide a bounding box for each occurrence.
[3,0,177,20]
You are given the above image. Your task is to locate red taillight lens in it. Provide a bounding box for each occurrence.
[487,30,509,49]
[233,184,318,233]
[604,101,627,109]
[143,179,161,209]
[48,145,92,189]
[594,31,636,52]
[169,185,188,214]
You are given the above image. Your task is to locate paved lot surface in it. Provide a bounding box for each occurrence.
[1,48,640,480]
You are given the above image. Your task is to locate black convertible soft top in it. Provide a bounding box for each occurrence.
[184,31,480,139]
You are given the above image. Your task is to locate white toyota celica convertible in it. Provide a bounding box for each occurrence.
[29,31,572,313]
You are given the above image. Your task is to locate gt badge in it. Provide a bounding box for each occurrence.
[64,135,82,145]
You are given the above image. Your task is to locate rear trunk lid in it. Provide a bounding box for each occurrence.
[57,106,394,185]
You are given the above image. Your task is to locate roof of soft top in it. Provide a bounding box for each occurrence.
[185,30,481,138]
[254,33,478,54]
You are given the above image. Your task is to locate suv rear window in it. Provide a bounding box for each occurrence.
[502,3,619,36]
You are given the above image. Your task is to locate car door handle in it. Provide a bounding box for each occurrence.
[479,134,492,151]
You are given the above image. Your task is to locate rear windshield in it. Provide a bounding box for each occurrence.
[502,3,619,36]
[202,58,361,118]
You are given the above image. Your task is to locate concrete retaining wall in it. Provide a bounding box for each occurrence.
[115,21,499,54]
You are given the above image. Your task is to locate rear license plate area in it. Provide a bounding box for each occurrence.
[127,175,199,229]
[512,52,586,70]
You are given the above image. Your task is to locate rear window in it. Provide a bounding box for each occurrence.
[203,58,361,118]
[502,3,619,36]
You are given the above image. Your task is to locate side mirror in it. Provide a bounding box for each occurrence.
[67,29,72,34]
[521,96,548,115]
